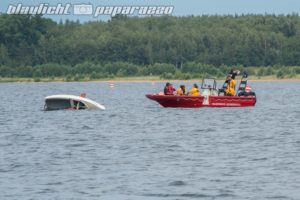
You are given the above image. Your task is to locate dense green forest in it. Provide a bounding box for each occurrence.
[0,14,300,80]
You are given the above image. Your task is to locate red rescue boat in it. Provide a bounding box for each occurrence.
[146,77,256,108]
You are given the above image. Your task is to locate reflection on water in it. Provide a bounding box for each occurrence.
[0,81,300,199]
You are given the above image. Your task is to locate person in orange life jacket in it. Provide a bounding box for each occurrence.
[220,69,240,94]
[225,74,236,96]
[164,82,175,95]
[176,85,186,95]
[189,84,200,96]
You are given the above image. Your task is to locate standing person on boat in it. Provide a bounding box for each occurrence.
[225,75,236,96]
[176,85,186,95]
[164,82,175,95]
[189,84,200,96]
[219,68,240,95]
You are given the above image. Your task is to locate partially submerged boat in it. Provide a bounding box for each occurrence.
[44,94,105,111]
[146,75,256,108]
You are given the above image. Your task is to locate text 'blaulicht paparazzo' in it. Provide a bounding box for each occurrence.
[6,3,174,17]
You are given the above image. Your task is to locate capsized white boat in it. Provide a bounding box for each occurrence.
[44,94,105,111]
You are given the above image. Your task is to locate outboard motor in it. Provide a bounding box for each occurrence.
[237,72,256,97]
[238,85,256,97]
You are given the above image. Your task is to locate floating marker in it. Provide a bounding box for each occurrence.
[109,82,115,88]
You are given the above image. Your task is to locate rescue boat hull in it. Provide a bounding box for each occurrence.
[208,96,256,107]
[146,94,256,108]
[145,94,205,108]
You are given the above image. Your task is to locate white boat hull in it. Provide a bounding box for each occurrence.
[45,94,105,110]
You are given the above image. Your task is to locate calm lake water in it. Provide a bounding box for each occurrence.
[0,81,300,200]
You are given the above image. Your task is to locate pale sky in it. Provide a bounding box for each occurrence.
[1,0,299,22]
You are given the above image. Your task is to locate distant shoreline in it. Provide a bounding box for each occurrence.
[1,75,300,83]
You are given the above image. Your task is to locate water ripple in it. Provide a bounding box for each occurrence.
[0,82,299,200]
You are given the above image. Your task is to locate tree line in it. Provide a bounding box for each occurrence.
[0,14,300,79]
